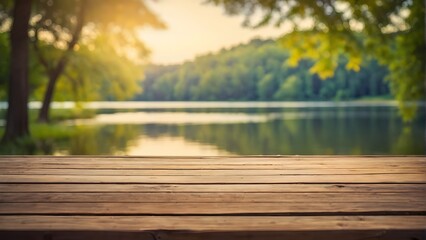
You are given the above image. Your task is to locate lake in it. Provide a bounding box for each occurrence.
[1,101,425,155]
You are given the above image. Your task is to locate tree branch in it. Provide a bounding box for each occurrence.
[52,1,87,76]
[31,26,51,72]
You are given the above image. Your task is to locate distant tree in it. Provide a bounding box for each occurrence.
[257,73,275,100]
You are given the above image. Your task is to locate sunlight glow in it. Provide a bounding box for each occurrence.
[138,0,290,64]
[126,136,232,156]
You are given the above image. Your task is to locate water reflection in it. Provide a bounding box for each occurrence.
[50,125,141,155]
[1,104,425,155]
[126,136,232,156]
[74,112,281,125]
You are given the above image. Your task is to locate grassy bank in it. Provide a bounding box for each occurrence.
[0,107,96,122]
[31,108,96,122]
[0,108,96,154]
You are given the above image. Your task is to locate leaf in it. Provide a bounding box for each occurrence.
[346,55,361,71]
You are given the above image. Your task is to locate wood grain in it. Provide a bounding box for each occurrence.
[1,202,425,214]
[0,173,425,183]
[2,168,425,175]
[1,230,425,240]
[0,216,425,231]
[1,183,425,193]
[1,192,424,203]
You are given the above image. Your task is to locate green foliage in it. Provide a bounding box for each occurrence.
[26,0,164,103]
[280,32,362,79]
[20,0,166,51]
[0,136,38,155]
[274,75,301,100]
[257,73,275,100]
[135,38,390,101]
[0,107,96,154]
[30,123,76,141]
[208,0,425,121]
[0,0,166,123]
[31,34,143,102]
[1,107,95,125]
[0,124,141,155]
[383,0,425,122]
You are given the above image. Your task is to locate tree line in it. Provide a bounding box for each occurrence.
[135,39,390,101]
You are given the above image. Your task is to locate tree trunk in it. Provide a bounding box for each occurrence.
[38,64,65,123]
[1,0,32,142]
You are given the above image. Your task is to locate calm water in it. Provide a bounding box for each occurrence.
[2,101,426,155]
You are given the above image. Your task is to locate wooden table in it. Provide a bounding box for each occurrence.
[0,156,425,240]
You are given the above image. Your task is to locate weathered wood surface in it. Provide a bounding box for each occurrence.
[0,155,425,240]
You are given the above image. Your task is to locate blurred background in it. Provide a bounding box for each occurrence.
[0,0,425,155]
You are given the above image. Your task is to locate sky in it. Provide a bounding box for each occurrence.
[139,0,290,65]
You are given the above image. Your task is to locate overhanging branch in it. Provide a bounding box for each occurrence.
[32,27,51,72]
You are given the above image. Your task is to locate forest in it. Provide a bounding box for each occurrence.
[0,36,391,103]
[136,38,390,101]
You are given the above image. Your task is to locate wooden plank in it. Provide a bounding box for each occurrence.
[0,158,424,166]
[1,192,424,203]
[1,168,424,176]
[0,156,424,162]
[140,230,426,240]
[1,183,424,193]
[0,216,425,231]
[0,231,156,240]
[0,156,424,164]
[1,162,424,170]
[1,230,425,240]
[1,164,424,171]
[0,202,424,214]
[0,174,425,183]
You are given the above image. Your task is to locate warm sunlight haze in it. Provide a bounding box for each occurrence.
[139,0,290,64]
